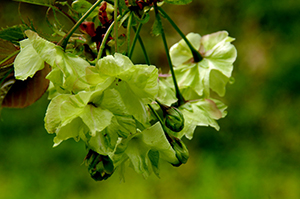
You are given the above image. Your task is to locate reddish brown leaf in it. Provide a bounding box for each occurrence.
[2,64,51,108]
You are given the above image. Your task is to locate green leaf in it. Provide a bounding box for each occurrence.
[14,0,55,7]
[164,0,192,5]
[170,31,237,98]
[152,17,162,36]
[178,98,227,139]
[72,0,93,13]
[0,25,27,44]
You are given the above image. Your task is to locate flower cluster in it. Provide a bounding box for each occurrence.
[2,0,237,181]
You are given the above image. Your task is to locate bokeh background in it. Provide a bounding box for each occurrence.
[1,0,300,198]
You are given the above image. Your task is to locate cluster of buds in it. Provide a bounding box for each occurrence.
[125,0,163,11]
[85,150,114,181]
[155,101,188,166]
[79,1,114,53]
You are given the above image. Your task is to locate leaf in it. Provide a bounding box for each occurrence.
[14,0,55,7]
[152,17,162,37]
[2,64,50,108]
[0,73,15,109]
[71,0,99,19]
[0,25,27,44]
[0,39,18,63]
[72,0,93,13]
[0,39,19,85]
[164,0,192,5]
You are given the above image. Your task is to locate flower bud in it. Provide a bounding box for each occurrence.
[157,101,185,132]
[165,134,189,166]
[164,106,184,132]
[172,137,189,165]
[85,150,114,181]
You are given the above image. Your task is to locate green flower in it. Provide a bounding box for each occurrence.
[45,53,159,156]
[170,31,237,99]
[110,122,180,179]
[178,98,227,139]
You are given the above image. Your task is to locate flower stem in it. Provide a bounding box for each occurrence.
[127,12,133,55]
[128,22,141,59]
[132,26,150,65]
[114,0,119,53]
[96,23,114,61]
[148,104,164,125]
[157,7,202,63]
[57,0,103,50]
[128,12,147,59]
[154,5,185,106]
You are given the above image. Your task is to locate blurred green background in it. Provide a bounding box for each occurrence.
[1,0,300,198]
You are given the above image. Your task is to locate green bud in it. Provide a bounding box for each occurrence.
[165,134,189,166]
[164,106,184,132]
[157,101,184,132]
[172,137,189,165]
[85,150,114,181]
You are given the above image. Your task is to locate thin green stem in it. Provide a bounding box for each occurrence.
[96,21,115,62]
[148,104,164,125]
[53,6,77,24]
[114,0,119,53]
[157,7,203,63]
[154,5,185,106]
[128,20,143,59]
[127,12,133,55]
[57,0,103,50]
[0,67,14,86]
[0,50,19,66]
[132,26,150,65]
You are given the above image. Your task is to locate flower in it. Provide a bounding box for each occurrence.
[170,31,237,100]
